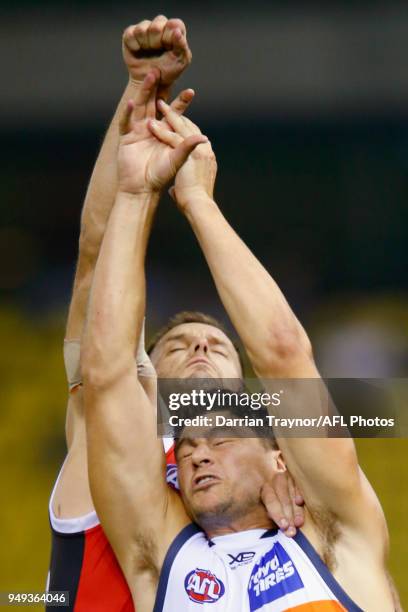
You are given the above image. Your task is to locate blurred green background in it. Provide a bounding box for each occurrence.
[1,0,407,608]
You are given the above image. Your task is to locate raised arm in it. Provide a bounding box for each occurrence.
[82,77,206,585]
[66,16,192,343]
[151,102,389,553]
[54,17,192,519]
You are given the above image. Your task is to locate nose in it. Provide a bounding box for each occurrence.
[191,441,213,467]
[193,338,209,354]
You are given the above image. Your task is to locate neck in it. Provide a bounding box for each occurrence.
[200,504,275,539]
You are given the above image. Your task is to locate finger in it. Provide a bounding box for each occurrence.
[279,483,296,534]
[170,134,209,173]
[157,99,198,137]
[119,100,134,135]
[132,70,160,120]
[293,483,305,528]
[263,477,295,535]
[263,492,289,531]
[122,24,141,53]
[288,476,304,529]
[293,508,305,528]
[294,484,305,506]
[133,20,151,50]
[170,28,191,62]
[148,119,182,148]
[169,88,195,116]
[147,14,168,49]
[162,18,186,47]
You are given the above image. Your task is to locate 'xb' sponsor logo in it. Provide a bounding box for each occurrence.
[228,551,256,569]
[184,568,225,604]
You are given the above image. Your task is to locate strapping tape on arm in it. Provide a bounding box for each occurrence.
[63,319,156,392]
[136,319,156,378]
[63,339,82,392]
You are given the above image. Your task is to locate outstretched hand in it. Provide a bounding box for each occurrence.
[149,99,217,211]
[123,16,192,97]
[118,71,207,195]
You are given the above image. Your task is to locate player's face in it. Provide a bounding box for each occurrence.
[176,428,277,531]
[150,323,242,379]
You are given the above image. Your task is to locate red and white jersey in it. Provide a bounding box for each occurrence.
[47,439,177,612]
[153,526,363,612]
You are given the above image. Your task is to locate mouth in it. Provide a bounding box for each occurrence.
[186,358,216,376]
[193,474,220,491]
[188,358,212,368]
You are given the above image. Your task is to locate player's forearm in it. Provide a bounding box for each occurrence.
[79,81,143,259]
[66,80,142,340]
[184,196,311,375]
[82,190,159,386]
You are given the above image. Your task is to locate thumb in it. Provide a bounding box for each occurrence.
[170,134,208,174]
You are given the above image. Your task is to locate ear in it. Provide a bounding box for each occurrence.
[261,444,286,476]
[272,449,287,475]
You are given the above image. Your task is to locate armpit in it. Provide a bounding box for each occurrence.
[308,504,341,572]
[130,529,160,584]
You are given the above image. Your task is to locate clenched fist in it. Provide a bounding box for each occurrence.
[122,15,192,96]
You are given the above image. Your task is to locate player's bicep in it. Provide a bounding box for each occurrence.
[260,361,374,528]
[84,367,171,563]
[275,393,385,541]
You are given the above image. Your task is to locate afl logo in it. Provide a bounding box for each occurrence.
[184,568,225,604]
[166,463,179,490]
